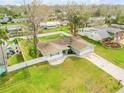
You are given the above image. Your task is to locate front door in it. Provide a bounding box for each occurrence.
[63,50,68,55]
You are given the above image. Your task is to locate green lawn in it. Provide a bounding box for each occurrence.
[0,57,122,93]
[41,25,69,33]
[18,39,34,61]
[0,22,25,27]
[7,53,24,66]
[38,34,65,41]
[81,36,124,69]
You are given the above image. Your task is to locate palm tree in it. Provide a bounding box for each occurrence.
[0,28,8,72]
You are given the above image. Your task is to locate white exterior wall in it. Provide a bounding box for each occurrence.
[47,51,63,61]
[47,53,63,61]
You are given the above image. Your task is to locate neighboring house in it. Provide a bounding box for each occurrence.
[88,17,105,26]
[0,16,10,24]
[7,26,22,32]
[79,25,124,42]
[88,17,105,23]
[111,24,124,30]
[12,18,28,23]
[88,16,116,26]
[48,14,57,21]
[40,21,61,29]
[7,44,20,57]
[79,27,111,41]
[37,37,94,60]
[96,26,124,42]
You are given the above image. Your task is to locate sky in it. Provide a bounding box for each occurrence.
[0,0,124,5]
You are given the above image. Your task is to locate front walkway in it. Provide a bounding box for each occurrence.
[84,53,124,86]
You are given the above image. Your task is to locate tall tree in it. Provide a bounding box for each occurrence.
[105,14,112,26]
[64,3,89,36]
[24,0,52,58]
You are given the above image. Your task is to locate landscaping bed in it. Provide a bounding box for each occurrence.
[102,38,121,49]
[0,57,122,93]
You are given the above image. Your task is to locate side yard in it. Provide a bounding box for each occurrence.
[81,36,124,69]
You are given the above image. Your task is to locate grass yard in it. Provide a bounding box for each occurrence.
[0,22,25,27]
[41,25,69,33]
[0,57,122,93]
[81,36,124,69]
[38,34,65,41]
[18,39,34,61]
[7,53,24,66]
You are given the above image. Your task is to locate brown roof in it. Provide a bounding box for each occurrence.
[70,38,87,50]
[37,37,90,56]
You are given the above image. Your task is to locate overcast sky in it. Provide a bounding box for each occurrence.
[0,0,124,5]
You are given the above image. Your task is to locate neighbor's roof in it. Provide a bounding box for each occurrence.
[82,27,111,40]
[37,37,91,56]
[111,24,124,29]
[96,25,123,34]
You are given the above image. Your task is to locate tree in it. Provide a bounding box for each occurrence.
[0,29,8,71]
[64,3,89,36]
[105,14,112,26]
[24,0,52,58]
[94,8,101,17]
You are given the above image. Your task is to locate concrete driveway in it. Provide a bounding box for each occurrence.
[84,53,124,86]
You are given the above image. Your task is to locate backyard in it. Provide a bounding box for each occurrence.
[0,57,122,93]
[81,36,124,69]
[40,25,69,33]
[18,34,66,61]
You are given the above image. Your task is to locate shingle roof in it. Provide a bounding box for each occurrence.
[82,27,111,40]
[96,25,123,34]
[111,24,124,29]
[37,37,91,56]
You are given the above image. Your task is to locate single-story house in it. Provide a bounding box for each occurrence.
[96,26,124,42]
[88,16,116,26]
[0,16,10,24]
[7,26,22,32]
[111,24,124,30]
[79,25,124,42]
[37,37,94,60]
[40,21,61,29]
[79,27,111,41]
[88,17,105,23]
[12,18,28,23]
